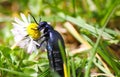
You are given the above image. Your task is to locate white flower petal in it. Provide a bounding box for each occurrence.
[33,40,40,46]
[14,17,27,27]
[18,38,29,48]
[11,27,27,38]
[28,14,31,23]
[20,13,29,24]
[12,21,27,31]
[27,39,36,53]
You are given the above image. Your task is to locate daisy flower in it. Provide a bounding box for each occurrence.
[11,13,41,53]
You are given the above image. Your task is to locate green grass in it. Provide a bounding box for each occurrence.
[0,0,120,77]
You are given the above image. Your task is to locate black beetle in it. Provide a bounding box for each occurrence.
[30,14,66,77]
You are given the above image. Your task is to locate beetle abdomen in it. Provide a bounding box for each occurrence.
[52,50,64,76]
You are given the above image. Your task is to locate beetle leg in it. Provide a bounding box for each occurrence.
[39,33,47,39]
[38,31,49,40]
[36,38,46,48]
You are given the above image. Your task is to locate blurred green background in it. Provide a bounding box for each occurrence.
[0,0,120,77]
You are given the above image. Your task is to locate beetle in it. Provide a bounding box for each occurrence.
[30,14,66,77]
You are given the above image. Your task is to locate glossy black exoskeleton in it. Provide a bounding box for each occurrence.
[38,21,65,77]
[30,14,65,77]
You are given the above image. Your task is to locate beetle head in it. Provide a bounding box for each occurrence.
[38,21,47,31]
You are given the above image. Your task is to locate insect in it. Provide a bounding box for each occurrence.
[30,14,66,77]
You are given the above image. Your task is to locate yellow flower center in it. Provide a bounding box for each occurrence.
[26,23,41,40]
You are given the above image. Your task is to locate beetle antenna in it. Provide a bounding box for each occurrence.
[29,13,39,25]
[39,17,41,23]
